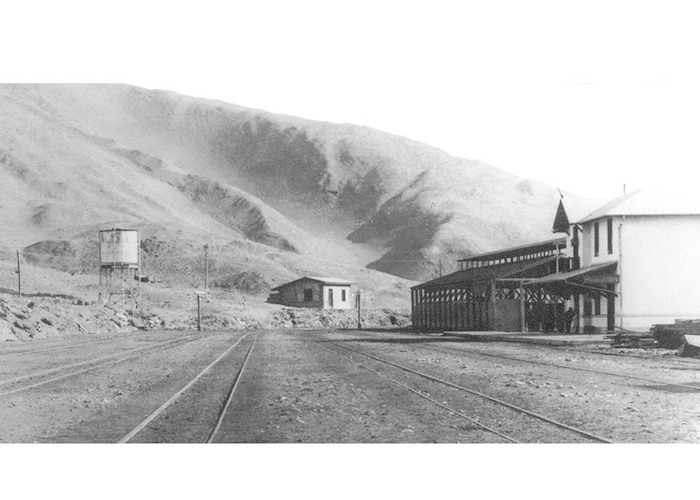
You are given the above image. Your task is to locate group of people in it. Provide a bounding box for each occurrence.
[526,305,577,333]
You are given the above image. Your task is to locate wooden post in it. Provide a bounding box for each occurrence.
[356,290,362,330]
[520,282,526,332]
[16,250,21,297]
[138,241,143,313]
[489,281,497,331]
[204,244,209,290]
[197,293,202,331]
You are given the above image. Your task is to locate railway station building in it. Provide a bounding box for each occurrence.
[411,188,700,333]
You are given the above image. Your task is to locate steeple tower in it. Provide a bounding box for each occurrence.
[552,198,570,235]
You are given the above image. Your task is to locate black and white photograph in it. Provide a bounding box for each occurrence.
[1,0,699,498]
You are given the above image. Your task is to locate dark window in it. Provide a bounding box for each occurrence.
[304,288,313,302]
[607,218,613,254]
[341,289,346,301]
[594,222,600,257]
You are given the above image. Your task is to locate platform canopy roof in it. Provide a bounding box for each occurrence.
[457,237,566,265]
[578,188,700,224]
[413,255,561,290]
[525,261,618,296]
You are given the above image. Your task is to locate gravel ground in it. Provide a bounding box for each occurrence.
[0,328,698,443]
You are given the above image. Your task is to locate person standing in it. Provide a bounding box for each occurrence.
[564,307,577,333]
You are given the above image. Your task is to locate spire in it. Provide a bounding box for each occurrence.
[552,198,570,234]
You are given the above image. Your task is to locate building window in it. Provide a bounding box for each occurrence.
[341,289,346,301]
[304,288,313,302]
[607,218,613,254]
[594,221,600,257]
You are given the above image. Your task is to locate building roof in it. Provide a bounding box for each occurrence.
[413,255,560,290]
[458,237,566,264]
[525,261,618,285]
[271,276,353,291]
[578,188,700,224]
[552,198,571,234]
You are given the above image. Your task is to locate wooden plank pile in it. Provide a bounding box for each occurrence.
[607,329,657,348]
[651,320,700,349]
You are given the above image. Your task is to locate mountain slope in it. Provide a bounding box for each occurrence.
[0,84,598,288]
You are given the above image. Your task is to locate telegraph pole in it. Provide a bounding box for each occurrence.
[356,290,362,330]
[197,293,202,331]
[204,244,209,290]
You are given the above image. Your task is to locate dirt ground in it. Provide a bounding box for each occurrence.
[1,327,698,443]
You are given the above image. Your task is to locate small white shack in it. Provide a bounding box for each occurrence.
[269,277,353,309]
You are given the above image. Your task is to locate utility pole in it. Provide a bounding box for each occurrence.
[204,244,209,290]
[356,290,362,330]
[197,293,202,331]
[196,290,207,332]
[16,250,21,297]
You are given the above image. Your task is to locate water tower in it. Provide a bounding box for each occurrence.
[98,228,141,310]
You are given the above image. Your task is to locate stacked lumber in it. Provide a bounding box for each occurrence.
[607,330,657,348]
[651,320,700,349]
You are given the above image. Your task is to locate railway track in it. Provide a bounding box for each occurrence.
[0,334,205,397]
[414,342,700,392]
[0,336,122,359]
[345,330,700,393]
[0,330,198,360]
[119,332,257,443]
[303,331,613,443]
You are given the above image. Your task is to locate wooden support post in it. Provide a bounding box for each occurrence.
[489,281,497,331]
[520,282,526,332]
[356,290,362,330]
[138,245,143,313]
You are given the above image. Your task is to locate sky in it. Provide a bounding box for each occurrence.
[4,0,700,199]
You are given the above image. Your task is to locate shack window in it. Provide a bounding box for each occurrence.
[607,218,613,254]
[304,288,313,302]
[341,289,346,301]
[594,222,600,257]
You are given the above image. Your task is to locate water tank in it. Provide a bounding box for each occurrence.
[99,229,139,267]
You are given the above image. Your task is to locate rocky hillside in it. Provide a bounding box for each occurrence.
[0,84,598,289]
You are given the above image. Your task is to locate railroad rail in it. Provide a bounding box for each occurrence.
[0,336,122,359]
[303,331,612,443]
[343,330,700,392]
[0,334,201,397]
[119,333,257,443]
[414,343,700,392]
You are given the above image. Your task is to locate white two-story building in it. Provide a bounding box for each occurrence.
[529,189,700,332]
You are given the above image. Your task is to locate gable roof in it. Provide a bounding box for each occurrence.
[578,188,700,224]
[271,276,353,291]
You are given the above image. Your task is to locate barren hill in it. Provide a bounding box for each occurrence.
[0,84,597,298]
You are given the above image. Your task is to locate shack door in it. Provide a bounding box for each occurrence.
[328,288,334,308]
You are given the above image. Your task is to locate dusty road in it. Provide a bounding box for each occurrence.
[1,328,699,443]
